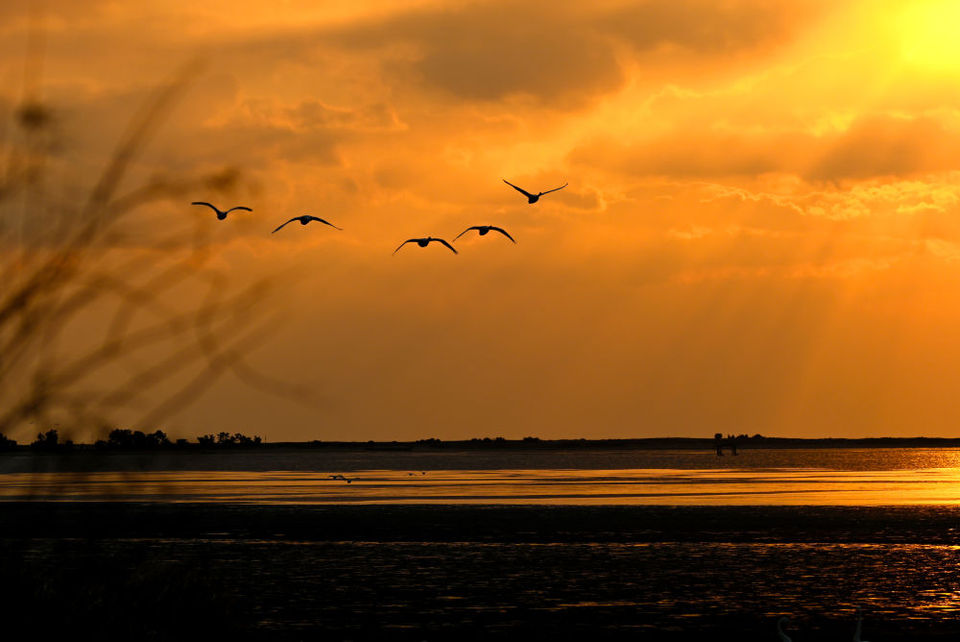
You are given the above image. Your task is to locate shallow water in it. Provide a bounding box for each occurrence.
[8,448,960,639]
[3,448,960,504]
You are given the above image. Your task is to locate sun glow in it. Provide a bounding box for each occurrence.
[897,0,960,70]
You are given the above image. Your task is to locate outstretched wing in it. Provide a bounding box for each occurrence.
[489,226,517,243]
[224,206,253,214]
[191,201,220,213]
[393,239,418,254]
[307,216,343,231]
[503,179,534,199]
[453,226,481,242]
[434,238,458,254]
[272,218,297,233]
[540,182,568,196]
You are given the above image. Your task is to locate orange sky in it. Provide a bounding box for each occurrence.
[5,0,960,441]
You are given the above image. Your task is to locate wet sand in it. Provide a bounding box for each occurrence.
[7,451,960,639]
[6,502,960,543]
[5,503,960,640]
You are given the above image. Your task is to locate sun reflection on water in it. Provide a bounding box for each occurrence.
[4,461,960,505]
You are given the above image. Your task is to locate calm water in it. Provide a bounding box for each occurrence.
[8,448,960,639]
[3,447,960,505]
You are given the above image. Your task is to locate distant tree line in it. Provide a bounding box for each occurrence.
[0,432,16,451]
[195,432,262,447]
[0,428,264,452]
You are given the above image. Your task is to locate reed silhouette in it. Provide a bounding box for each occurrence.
[0,64,309,445]
[0,47,313,638]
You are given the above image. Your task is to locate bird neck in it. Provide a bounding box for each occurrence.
[777,620,790,642]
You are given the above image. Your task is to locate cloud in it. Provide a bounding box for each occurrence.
[809,114,960,181]
[331,2,621,104]
[601,0,825,56]
[324,0,824,105]
[570,113,960,183]
[286,100,403,132]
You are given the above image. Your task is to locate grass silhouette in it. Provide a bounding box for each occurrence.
[0,63,307,443]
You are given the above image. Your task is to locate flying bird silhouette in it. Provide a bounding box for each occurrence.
[329,474,353,484]
[191,202,252,220]
[502,179,567,204]
[393,237,458,254]
[453,225,516,243]
[272,215,342,233]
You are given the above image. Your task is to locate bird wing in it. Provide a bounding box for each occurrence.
[453,226,481,242]
[191,201,220,213]
[540,182,568,195]
[489,226,517,243]
[308,216,343,230]
[224,206,253,214]
[272,218,297,233]
[503,179,534,198]
[393,239,418,254]
[434,238,458,254]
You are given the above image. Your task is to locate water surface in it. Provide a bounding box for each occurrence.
[3,448,960,505]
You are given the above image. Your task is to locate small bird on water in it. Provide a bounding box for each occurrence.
[272,215,342,233]
[853,607,870,642]
[393,237,458,254]
[776,616,791,642]
[453,225,516,243]
[502,179,567,204]
[191,202,252,220]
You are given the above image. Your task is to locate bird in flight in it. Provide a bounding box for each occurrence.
[191,202,252,220]
[329,474,354,483]
[453,225,516,243]
[272,215,342,233]
[393,237,458,254]
[503,179,567,204]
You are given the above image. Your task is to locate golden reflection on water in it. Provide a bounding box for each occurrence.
[4,467,960,505]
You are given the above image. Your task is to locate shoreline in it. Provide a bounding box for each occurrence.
[7,436,960,454]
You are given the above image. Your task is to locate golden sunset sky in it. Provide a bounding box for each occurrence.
[5,0,960,441]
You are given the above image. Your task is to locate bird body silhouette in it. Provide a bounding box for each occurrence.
[453,225,516,243]
[329,474,353,483]
[393,237,458,254]
[503,179,567,204]
[272,215,342,233]
[191,202,252,220]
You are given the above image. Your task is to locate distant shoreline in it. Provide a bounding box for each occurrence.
[7,435,960,453]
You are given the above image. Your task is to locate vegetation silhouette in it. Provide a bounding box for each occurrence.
[0,44,310,639]
[0,62,310,443]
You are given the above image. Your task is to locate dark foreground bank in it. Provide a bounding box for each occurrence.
[7,502,960,543]
[4,504,960,641]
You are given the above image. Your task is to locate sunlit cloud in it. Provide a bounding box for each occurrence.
[4,0,960,441]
